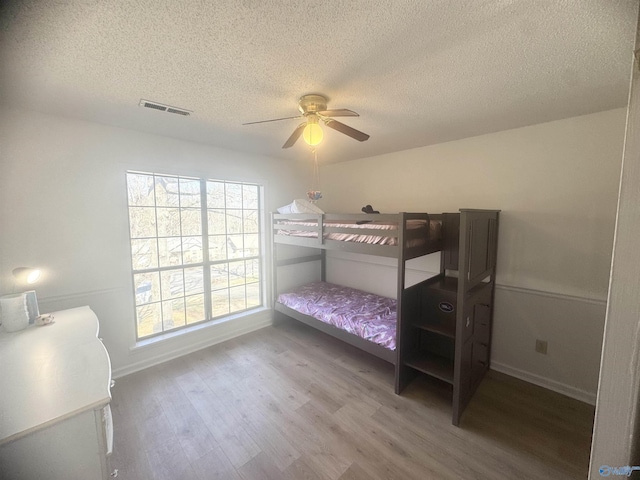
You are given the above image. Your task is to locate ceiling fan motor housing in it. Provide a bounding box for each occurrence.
[298,94,328,115]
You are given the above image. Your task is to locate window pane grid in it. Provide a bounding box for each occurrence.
[205,180,262,318]
[127,173,262,340]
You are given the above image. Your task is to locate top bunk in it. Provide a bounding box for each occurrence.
[272,212,443,260]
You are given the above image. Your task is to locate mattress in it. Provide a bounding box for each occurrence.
[277,281,397,350]
[275,218,441,246]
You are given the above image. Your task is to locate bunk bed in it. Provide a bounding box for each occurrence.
[272,212,441,364]
[271,209,499,425]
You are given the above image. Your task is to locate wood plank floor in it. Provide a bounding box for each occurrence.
[109,319,595,480]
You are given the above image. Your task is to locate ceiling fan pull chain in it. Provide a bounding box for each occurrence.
[307,148,322,203]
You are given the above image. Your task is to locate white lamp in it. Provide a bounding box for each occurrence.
[5,267,42,328]
[12,267,41,285]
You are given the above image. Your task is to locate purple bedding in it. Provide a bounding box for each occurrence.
[277,281,397,350]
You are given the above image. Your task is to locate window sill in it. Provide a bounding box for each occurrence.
[130,306,271,351]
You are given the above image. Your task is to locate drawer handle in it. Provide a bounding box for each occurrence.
[110,469,119,477]
[466,316,471,328]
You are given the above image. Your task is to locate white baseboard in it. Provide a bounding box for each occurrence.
[491,361,597,405]
[112,314,273,379]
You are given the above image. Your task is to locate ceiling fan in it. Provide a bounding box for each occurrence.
[243,94,370,148]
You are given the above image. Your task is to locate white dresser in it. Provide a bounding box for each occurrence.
[0,306,113,480]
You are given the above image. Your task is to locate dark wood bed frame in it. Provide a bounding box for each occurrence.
[271,209,499,425]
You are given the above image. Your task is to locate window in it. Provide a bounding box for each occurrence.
[126,172,263,340]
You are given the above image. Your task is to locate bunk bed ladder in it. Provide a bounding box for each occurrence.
[451,209,500,426]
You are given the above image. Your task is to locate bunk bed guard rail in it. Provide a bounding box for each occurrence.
[271,212,438,259]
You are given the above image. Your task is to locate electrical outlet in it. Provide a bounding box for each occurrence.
[535,339,548,355]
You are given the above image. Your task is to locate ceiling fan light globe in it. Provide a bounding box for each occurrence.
[303,123,323,146]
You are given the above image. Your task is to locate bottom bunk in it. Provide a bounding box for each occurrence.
[274,281,398,364]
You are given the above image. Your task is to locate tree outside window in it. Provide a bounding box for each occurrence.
[126,172,262,340]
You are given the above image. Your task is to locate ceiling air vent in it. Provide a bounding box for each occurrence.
[166,107,190,116]
[139,99,192,116]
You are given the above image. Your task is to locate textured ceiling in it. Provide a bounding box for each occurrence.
[0,0,637,163]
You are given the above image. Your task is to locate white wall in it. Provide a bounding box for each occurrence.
[318,108,626,402]
[590,15,640,474]
[0,107,626,402]
[0,107,307,376]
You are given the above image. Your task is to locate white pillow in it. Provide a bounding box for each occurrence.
[277,199,324,214]
[291,199,324,214]
[277,203,294,214]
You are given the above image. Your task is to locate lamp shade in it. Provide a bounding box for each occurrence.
[12,267,41,285]
[0,293,30,332]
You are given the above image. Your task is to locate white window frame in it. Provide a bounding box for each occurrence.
[125,171,264,341]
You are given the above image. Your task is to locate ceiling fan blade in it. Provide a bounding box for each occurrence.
[282,123,306,148]
[324,119,370,142]
[317,109,359,117]
[243,115,302,126]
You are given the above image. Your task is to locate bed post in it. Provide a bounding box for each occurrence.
[271,212,279,322]
[451,210,470,426]
[395,213,409,393]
